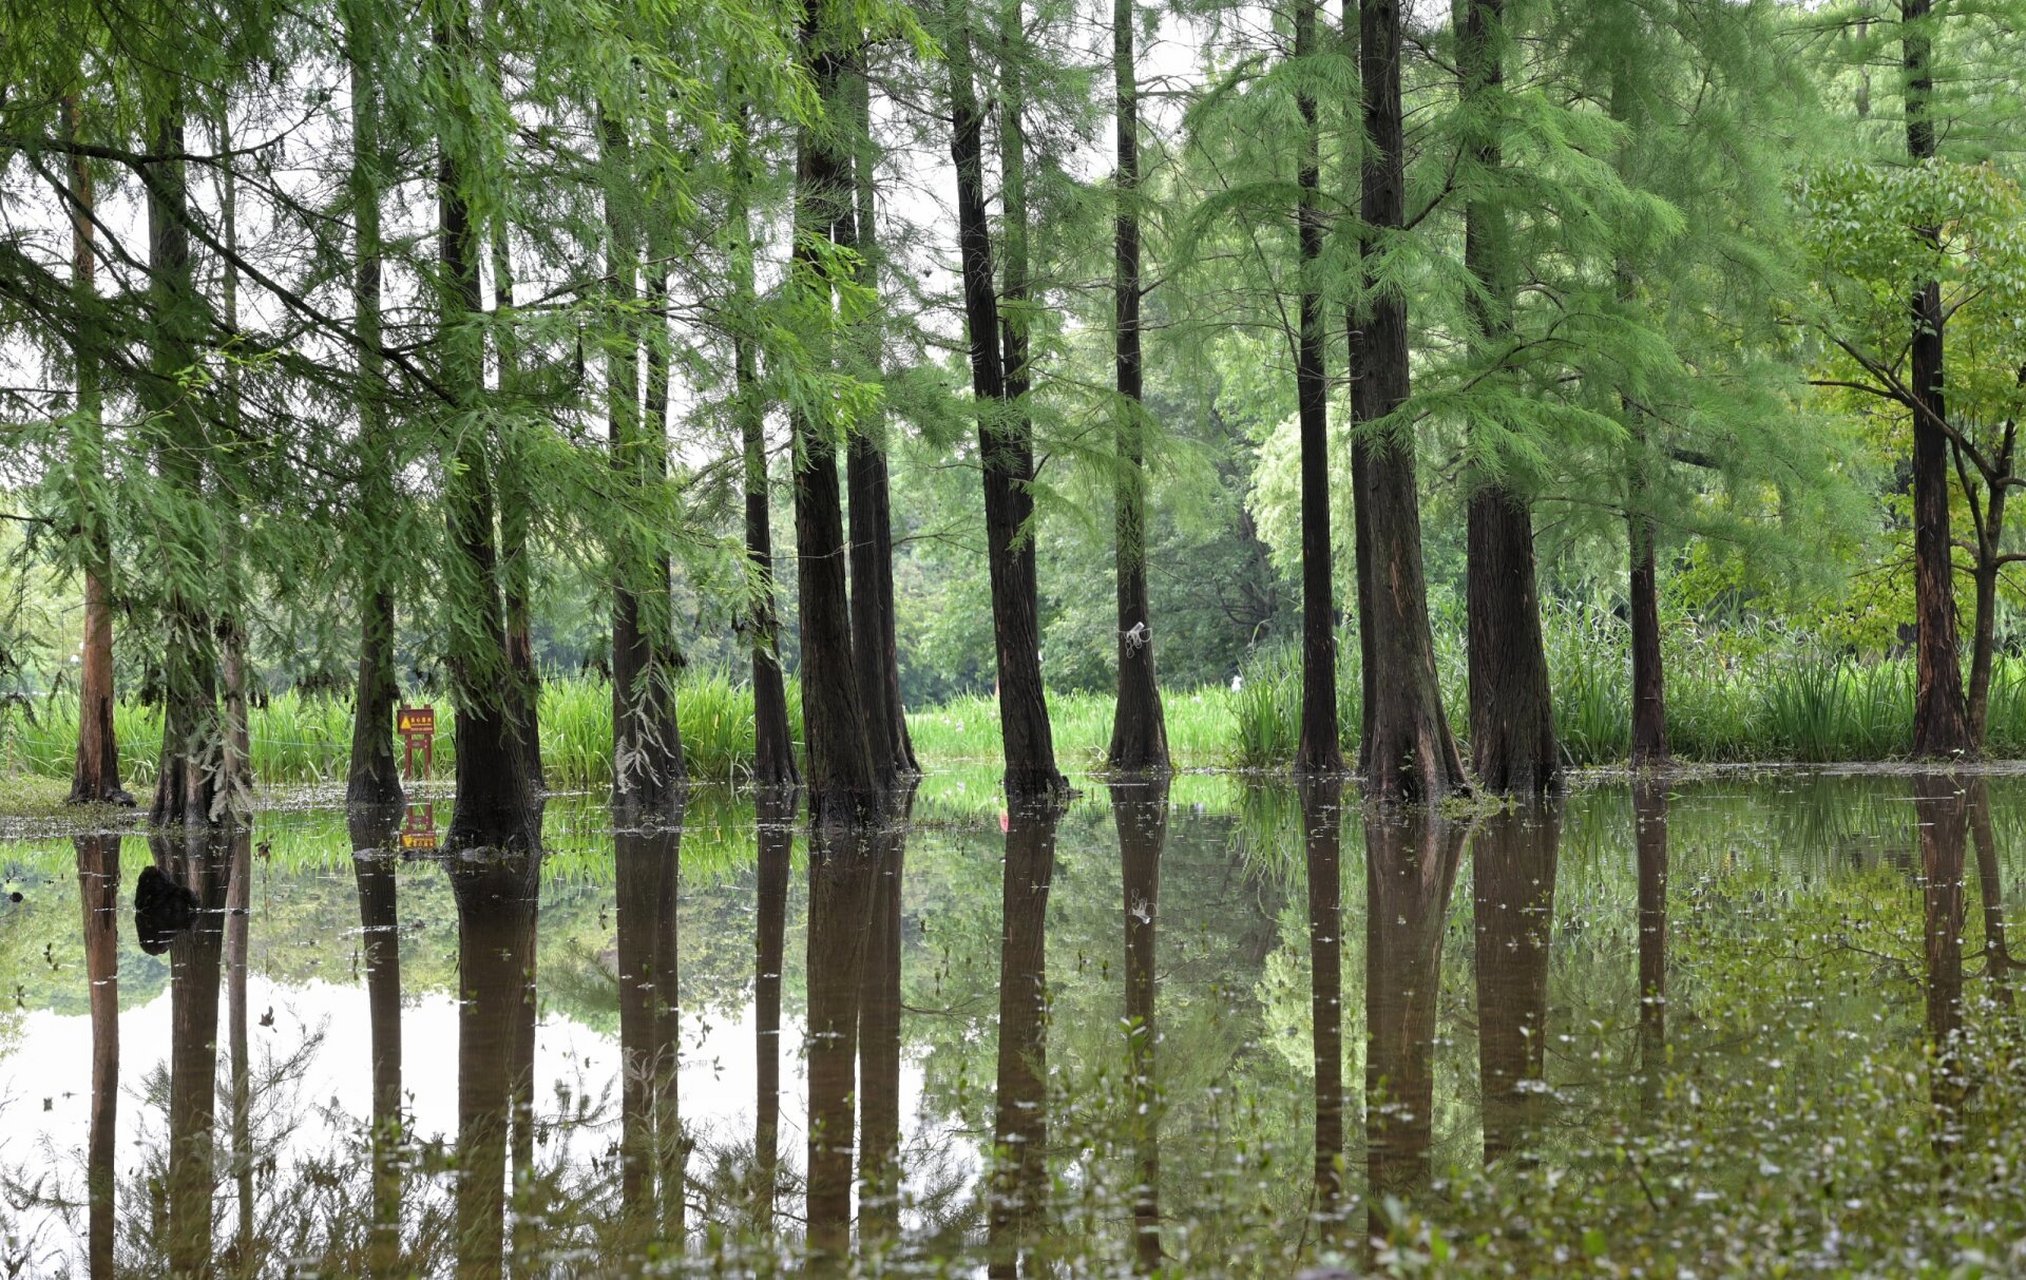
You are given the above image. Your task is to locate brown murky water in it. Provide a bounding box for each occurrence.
[2,769,2023,1277]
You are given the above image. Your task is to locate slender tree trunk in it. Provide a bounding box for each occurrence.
[605,113,685,808]
[1106,0,1170,776]
[1291,0,1343,777]
[1352,0,1464,802]
[1964,441,2010,746]
[1110,778,1167,1269]
[1903,0,1973,758]
[845,66,919,782]
[1364,808,1465,1219]
[216,126,254,822]
[1627,503,1669,766]
[987,797,1061,1278]
[792,1,877,823]
[1458,0,1556,795]
[1472,806,1557,1162]
[1300,777,1347,1240]
[348,807,405,1275]
[62,97,126,808]
[948,0,1065,800]
[344,0,402,809]
[143,80,222,828]
[437,0,541,852]
[730,110,799,789]
[76,834,121,1280]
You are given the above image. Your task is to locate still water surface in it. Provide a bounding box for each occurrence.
[2,770,2022,1277]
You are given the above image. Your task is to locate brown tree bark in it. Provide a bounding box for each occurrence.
[1351,0,1465,802]
[605,113,686,809]
[437,0,542,853]
[730,111,800,790]
[1628,505,1670,767]
[143,79,223,829]
[1458,0,1556,795]
[1472,805,1558,1163]
[948,0,1065,801]
[1110,778,1167,1268]
[987,797,1062,1277]
[339,3,403,811]
[1300,777,1348,1241]
[1364,807,1465,1228]
[62,97,127,809]
[846,67,920,784]
[1291,0,1343,777]
[792,1,878,824]
[1903,0,1974,758]
[1106,0,1170,776]
[76,833,121,1279]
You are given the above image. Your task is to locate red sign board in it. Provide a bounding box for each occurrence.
[398,705,436,781]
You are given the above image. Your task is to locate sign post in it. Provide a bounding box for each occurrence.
[397,705,436,782]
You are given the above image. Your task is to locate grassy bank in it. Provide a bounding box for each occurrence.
[5,613,2023,793]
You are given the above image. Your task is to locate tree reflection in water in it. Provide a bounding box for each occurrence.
[1473,804,1558,1164]
[348,805,406,1275]
[1364,806,1464,1243]
[1299,777,1347,1242]
[987,796,1062,1280]
[1632,778,1669,1106]
[614,797,685,1253]
[1110,776,1168,1273]
[75,833,121,1280]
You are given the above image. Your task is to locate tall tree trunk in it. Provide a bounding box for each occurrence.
[76,834,121,1279]
[216,122,254,823]
[731,109,799,789]
[1458,0,1556,795]
[1627,503,1669,766]
[62,96,126,808]
[846,66,919,783]
[1106,0,1170,776]
[792,1,877,823]
[805,823,876,1261]
[1351,0,1464,802]
[1472,805,1557,1163]
[1300,777,1348,1241]
[348,807,405,1275]
[1291,0,1343,776]
[987,797,1062,1278]
[1110,778,1167,1268]
[1903,0,1973,758]
[1364,808,1465,1226]
[605,113,685,808]
[1964,438,2010,746]
[437,0,541,852]
[344,0,402,809]
[947,0,1065,801]
[143,79,222,828]
[858,783,916,1244]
